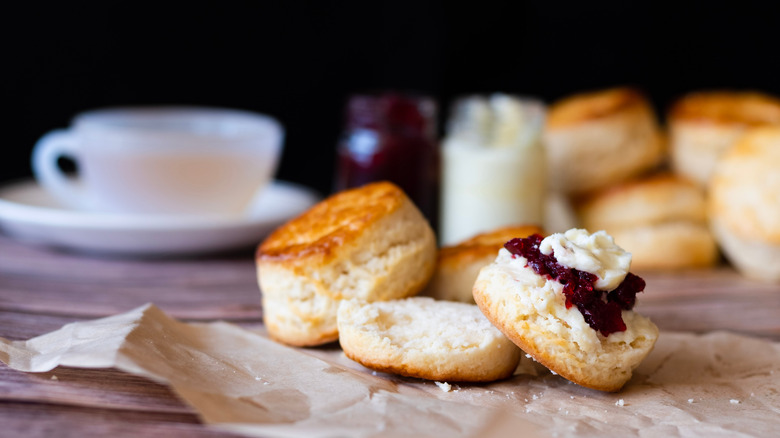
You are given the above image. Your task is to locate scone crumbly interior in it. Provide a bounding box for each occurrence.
[474,246,658,391]
[342,298,508,352]
[338,297,521,382]
[493,249,654,354]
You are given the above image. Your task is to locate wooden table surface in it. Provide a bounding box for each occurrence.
[1,233,778,437]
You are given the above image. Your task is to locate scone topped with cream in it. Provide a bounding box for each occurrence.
[473,229,658,392]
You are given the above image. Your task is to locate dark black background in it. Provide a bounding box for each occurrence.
[5,1,780,196]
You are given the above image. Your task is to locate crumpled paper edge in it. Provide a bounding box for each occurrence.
[2,303,778,438]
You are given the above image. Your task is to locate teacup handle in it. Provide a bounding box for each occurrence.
[31,129,89,209]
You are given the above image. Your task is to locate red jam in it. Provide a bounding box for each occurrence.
[504,234,645,336]
[335,92,439,226]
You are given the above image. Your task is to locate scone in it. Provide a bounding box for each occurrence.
[708,127,780,282]
[544,87,665,195]
[577,174,718,270]
[473,229,659,392]
[424,225,544,303]
[668,91,780,188]
[337,297,522,382]
[256,181,437,346]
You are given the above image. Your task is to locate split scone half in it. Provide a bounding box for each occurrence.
[473,229,658,392]
[256,181,437,347]
[338,297,522,382]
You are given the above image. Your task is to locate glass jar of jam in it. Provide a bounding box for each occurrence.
[335,92,439,226]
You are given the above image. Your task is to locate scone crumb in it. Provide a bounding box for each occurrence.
[615,399,625,407]
[435,381,452,392]
[50,375,58,381]
[730,399,740,405]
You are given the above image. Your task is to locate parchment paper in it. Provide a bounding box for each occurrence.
[1,304,778,437]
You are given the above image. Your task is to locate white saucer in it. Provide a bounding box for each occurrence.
[0,179,320,256]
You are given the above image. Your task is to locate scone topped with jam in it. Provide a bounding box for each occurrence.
[472,229,658,392]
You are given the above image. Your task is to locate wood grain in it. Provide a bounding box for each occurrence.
[637,267,780,339]
[0,235,263,320]
[0,366,190,413]
[0,402,242,438]
[0,234,261,437]
[0,232,778,437]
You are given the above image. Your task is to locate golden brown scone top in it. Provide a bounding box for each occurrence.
[257,181,408,264]
[546,87,651,128]
[438,225,545,269]
[669,91,780,126]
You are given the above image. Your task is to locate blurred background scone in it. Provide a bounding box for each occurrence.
[424,225,544,303]
[256,181,437,346]
[577,174,718,270]
[544,87,665,195]
[708,128,780,282]
[668,90,780,188]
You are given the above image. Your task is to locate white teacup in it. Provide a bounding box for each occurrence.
[32,107,284,216]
